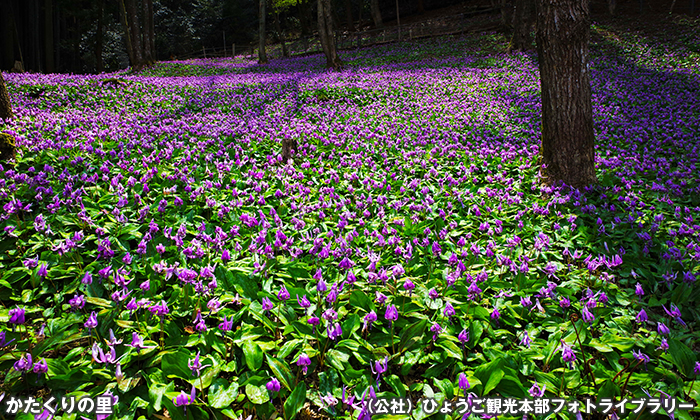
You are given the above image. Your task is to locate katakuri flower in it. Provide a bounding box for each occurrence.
[297,353,312,374]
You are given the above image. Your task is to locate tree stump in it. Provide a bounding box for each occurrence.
[0,133,17,163]
[281,137,298,163]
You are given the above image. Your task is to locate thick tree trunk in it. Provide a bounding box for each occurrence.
[142,0,153,64]
[370,0,383,28]
[535,0,597,188]
[259,0,268,64]
[1,7,15,71]
[299,0,312,36]
[0,72,13,121]
[318,0,342,69]
[344,0,354,31]
[125,0,144,70]
[96,0,104,73]
[511,0,534,51]
[44,0,54,73]
[281,136,297,163]
[418,0,425,14]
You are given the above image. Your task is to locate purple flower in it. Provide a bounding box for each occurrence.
[188,351,211,377]
[363,311,377,331]
[0,331,16,348]
[221,249,231,263]
[13,353,32,373]
[430,322,442,341]
[9,307,26,326]
[297,294,311,310]
[327,322,342,340]
[458,328,469,347]
[173,384,196,415]
[392,264,405,278]
[582,306,595,324]
[636,308,648,323]
[278,286,290,301]
[520,331,532,348]
[219,315,234,332]
[694,361,700,375]
[37,263,48,278]
[458,373,470,396]
[385,305,398,323]
[375,291,387,304]
[559,340,576,368]
[657,322,670,336]
[81,271,93,285]
[297,353,312,374]
[262,297,274,312]
[444,302,456,318]
[371,356,388,387]
[491,308,500,323]
[127,332,155,351]
[149,300,169,319]
[428,288,439,300]
[559,297,571,308]
[69,294,85,310]
[84,311,98,332]
[528,381,546,398]
[267,378,281,393]
[634,283,644,298]
[632,350,651,370]
[520,296,533,308]
[403,279,415,295]
[656,338,669,353]
[307,316,320,333]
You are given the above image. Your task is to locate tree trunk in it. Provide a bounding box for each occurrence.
[259,0,268,64]
[148,0,155,62]
[1,5,15,71]
[125,0,144,70]
[668,0,676,14]
[0,72,13,121]
[120,0,136,68]
[274,12,289,58]
[370,0,383,28]
[281,136,297,163]
[299,0,312,36]
[535,0,597,188]
[142,0,153,64]
[318,0,342,69]
[344,0,354,31]
[418,0,425,14]
[511,0,534,51]
[608,0,617,15]
[96,0,104,73]
[44,0,55,73]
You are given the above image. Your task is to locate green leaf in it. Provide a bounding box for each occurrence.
[349,290,375,312]
[436,339,463,360]
[162,350,196,380]
[243,341,264,371]
[482,369,504,395]
[284,382,307,420]
[245,383,270,405]
[267,354,294,391]
[668,338,697,377]
[209,378,239,409]
[400,319,427,352]
[148,380,175,412]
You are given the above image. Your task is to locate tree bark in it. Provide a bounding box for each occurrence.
[511,0,534,51]
[281,136,297,163]
[608,0,617,15]
[96,0,104,73]
[535,0,597,188]
[370,0,383,28]
[318,0,342,69]
[259,0,268,64]
[119,0,136,67]
[125,0,144,70]
[274,12,289,58]
[418,0,425,14]
[142,0,153,64]
[299,0,312,36]
[44,0,55,73]
[344,0,354,31]
[0,72,13,121]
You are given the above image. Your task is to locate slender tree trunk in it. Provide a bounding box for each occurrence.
[418,0,425,13]
[318,0,342,69]
[259,0,268,64]
[44,0,54,73]
[1,5,15,71]
[142,0,153,64]
[125,0,144,70]
[535,0,597,188]
[147,0,155,62]
[370,0,383,28]
[274,12,289,57]
[511,0,534,51]
[608,0,617,15]
[0,72,13,121]
[344,0,354,31]
[299,0,312,36]
[668,0,676,14]
[96,0,104,73]
[120,0,136,68]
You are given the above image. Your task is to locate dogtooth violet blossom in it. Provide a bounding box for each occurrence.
[458,373,470,397]
[173,385,196,415]
[371,356,388,387]
[297,353,311,374]
[559,340,576,368]
[267,378,281,393]
[528,381,546,398]
[363,311,377,331]
[188,351,211,377]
